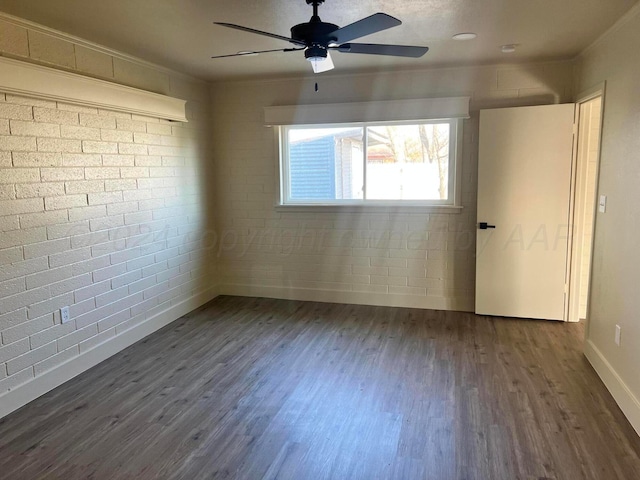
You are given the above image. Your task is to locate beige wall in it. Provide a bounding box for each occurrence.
[211,62,573,311]
[576,5,640,432]
[0,15,216,415]
[1,0,637,437]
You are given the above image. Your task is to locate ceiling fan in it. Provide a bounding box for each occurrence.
[212,0,429,73]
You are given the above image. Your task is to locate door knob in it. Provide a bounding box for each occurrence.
[478,222,496,230]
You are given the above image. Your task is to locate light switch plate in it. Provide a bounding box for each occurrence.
[599,195,607,213]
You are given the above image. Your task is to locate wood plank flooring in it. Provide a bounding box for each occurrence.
[0,296,639,479]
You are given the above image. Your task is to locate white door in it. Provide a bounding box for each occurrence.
[476,104,575,320]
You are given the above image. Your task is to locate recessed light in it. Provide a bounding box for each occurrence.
[452,33,477,41]
[501,44,517,53]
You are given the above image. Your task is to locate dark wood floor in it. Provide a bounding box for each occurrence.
[0,296,639,480]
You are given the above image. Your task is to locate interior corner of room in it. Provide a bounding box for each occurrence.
[0,0,639,477]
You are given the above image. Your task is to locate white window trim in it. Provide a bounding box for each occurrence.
[277,118,464,210]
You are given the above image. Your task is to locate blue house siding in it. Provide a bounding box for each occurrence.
[289,136,336,200]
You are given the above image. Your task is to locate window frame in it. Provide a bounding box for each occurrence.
[278,118,463,208]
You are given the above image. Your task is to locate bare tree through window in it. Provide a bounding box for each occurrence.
[419,124,450,199]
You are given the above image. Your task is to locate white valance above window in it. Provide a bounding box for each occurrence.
[0,56,187,122]
[263,96,470,126]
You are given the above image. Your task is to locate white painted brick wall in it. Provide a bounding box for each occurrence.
[211,61,573,309]
[0,63,213,395]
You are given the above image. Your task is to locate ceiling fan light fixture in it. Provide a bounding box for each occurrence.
[305,47,334,73]
[306,55,327,63]
[305,45,328,62]
[307,57,326,74]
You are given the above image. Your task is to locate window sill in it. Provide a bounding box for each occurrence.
[274,204,464,214]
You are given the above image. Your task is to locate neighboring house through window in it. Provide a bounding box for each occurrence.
[265,97,469,208]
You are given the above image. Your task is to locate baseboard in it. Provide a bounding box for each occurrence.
[218,283,474,312]
[584,339,640,437]
[0,287,219,420]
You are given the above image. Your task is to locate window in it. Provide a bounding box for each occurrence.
[279,119,462,206]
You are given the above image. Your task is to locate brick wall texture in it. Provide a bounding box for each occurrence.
[210,62,574,309]
[0,12,576,398]
[0,19,215,394]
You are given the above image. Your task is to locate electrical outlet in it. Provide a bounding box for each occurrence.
[615,324,621,346]
[60,306,71,324]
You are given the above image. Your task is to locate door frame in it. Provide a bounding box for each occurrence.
[566,82,606,323]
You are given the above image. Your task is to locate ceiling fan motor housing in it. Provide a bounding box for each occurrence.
[291,21,339,46]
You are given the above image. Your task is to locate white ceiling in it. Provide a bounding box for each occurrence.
[0,0,637,81]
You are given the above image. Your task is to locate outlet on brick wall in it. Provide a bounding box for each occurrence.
[0,67,213,400]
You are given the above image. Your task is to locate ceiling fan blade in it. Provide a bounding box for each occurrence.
[329,13,401,44]
[212,47,303,59]
[336,43,429,58]
[214,22,306,46]
[310,52,335,73]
